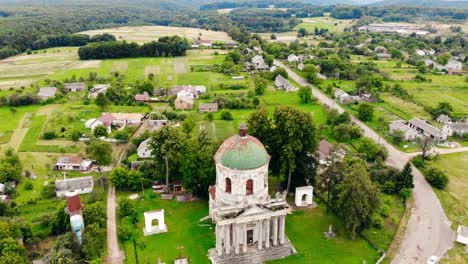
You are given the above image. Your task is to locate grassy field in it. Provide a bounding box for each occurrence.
[0,105,40,144]
[419,153,468,264]
[0,47,79,91]
[120,190,381,264]
[294,16,356,33]
[79,25,232,44]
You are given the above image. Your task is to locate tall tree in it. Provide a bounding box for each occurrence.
[298,86,313,104]
[150,126,187,191]
[357,103,374,122]
[273,106,318,194]
[95,92,109,111]
[337,162,380,239]
[396,162,414,191]
[418,136,434,160]
[86,141,112,165]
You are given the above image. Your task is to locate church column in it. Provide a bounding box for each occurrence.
[234,224,240,255]
[272,217,278,246]
[257,220,263,250]
[242,224,248,254]
[279,215,286,245]
[265,219,270,248]
[216,224,223,256]
[225,224,231,255]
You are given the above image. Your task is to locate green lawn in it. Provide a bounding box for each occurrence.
[120,190,215,264]
[418,153,468,264]
[270,202,380,264]
[294,16,355,33]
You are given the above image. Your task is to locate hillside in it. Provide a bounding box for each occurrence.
[371,0,468,8]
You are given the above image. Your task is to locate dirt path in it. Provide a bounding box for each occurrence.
[275,60,454,264]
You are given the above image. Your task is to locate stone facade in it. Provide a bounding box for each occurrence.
[208,125,295,263]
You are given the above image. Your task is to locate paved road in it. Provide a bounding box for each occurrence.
[275,60,454,264]
[405,146,468,159]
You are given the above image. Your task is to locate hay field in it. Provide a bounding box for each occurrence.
[79,25,233,44]
[294,16,356,33]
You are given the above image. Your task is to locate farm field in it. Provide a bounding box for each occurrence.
[79,26,233,44]
[419,153,468,264]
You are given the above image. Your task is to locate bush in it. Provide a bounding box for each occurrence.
[378,204,390,217]
[93,125,108,137]
[399,188,412,200]
[424,166,448,189]
[381,181,396,194]
[411,155,425,169]
[220,110,233,121]
[372,215,384,229]
[24,181,33,191]
[43,131,57,140]
[41,183,56,199]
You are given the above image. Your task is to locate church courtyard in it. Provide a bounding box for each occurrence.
[119,190,381,264]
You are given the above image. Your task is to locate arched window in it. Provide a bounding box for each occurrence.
[225,178,232,194]
[246,179,253,195]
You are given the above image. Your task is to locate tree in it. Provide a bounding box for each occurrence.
[273,107,318,193]
[396,162,414,191]
[418,136,434,160]
[437,52,451,66]
[302,64,320,85]
[150,126,187,190]
[247,107,274,151]
[254,77,267,96]
[270,34,276,40]
[118,197,136,220]
[390,129,405,145]
[356,138,388,162]
[298,86,313,104]
[95,92,108,111]
[333,124,362,141]
[109,166,143,190]
[430,102,453,118]
[182,117,196,134]
[93,125,108,138]
[298,28,308,38]
[0,149,22,183]
[319,145,345,213]
[358,103,374,122]
[86,141,112,165]
[179,131,217,197]
[336,163,380,239]
[220,110,233,120]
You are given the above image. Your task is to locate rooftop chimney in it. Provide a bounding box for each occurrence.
[239,123,248,137]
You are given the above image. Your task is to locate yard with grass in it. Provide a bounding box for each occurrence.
[416,152,468,264]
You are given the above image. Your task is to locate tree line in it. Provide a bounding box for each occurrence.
[77,36,190,60]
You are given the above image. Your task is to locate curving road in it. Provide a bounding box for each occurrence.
[274,60,454,264]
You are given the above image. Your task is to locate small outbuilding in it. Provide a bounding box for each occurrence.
[456,225,468,246]
[295,186,314,207]
[199,103,219,113]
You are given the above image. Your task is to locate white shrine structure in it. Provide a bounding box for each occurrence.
[208,124,296,263]
[143,209,168,236]
[294,186,314,207]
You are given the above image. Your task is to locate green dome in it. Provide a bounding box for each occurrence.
[218,136,269,170]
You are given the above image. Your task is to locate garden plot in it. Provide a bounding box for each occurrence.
[174,56,189,74]
[70,60,102,69]
[144,65,161,75]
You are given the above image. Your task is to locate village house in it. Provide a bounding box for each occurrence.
[275,75,297,92]
[374,46,387,53]
[199,103,219,113]
[360,93,375,102]
[134,92,151,102]
[175,96,194,110]
[341,95,361,104]
[55,176,94,197]
[171,85,206,99]
[442,122,468,137]
[316,140,344,166]
[37,87,57,100]
[415,49,426,56]
[376,53,391,59]
[436,114,452,125]
[389,120,420,141]
[333,88,349,100]
[446,60,463,75]
[138,138,153,159]
[192,39,213,48]
[88,84,110,98]
[287,54,299,63]
[64,82,86,92]
[85,112,144,133]
[297,62,304,71]
[402,118,447,141]
[54,157,94,171]
[250,55,269,71]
